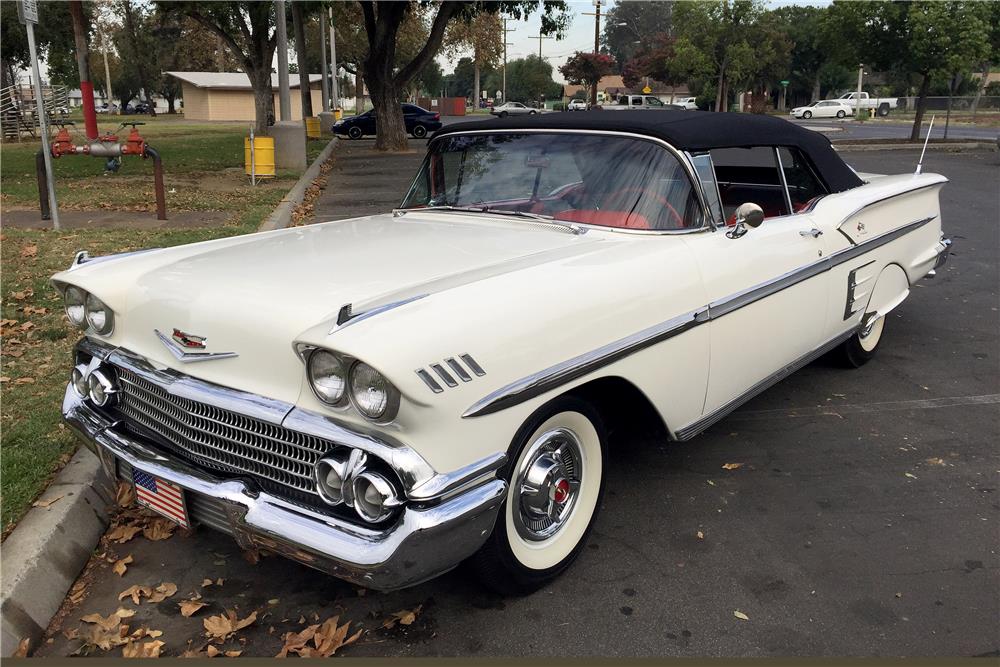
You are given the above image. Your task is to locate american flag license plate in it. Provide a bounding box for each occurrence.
[133,468,190,528]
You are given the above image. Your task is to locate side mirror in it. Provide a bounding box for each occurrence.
[727,202,764,239]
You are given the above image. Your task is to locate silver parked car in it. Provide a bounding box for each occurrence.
[490,102,538,117]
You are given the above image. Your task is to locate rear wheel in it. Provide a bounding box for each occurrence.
[529,110,537,115]
[347,126,362,139]
[836,110,846,119]
[412,124,427,138]
[840,314,885,368]
[471,396,606,595]
[877,103,890,117]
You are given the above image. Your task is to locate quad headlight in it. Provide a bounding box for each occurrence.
[64,286,87,328]
[302,347,400,422]
[307,349,347,405]
[84,293,114,335]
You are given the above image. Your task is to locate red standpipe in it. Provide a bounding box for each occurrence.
[80,80,98,140]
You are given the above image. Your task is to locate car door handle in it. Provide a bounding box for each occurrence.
[800,228,823,238]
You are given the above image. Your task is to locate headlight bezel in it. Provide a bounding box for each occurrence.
[59,284,116,336]
[348,361,398,422]
[298,345,401,423]
[64,286,87,328]
[306,349,349,406]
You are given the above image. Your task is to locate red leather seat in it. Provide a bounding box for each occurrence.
[553,209,651,230]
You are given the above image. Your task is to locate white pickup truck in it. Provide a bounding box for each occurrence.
[602,94,674,110]
[835,92,899,116]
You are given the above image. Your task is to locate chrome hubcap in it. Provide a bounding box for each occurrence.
[514,428,583,541]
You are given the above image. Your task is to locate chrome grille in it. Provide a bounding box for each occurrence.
[113,367,333,508]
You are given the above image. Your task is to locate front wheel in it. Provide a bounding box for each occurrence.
[347,126,363,139]
[802,110,812,119]
[499,111,508,118]
[471,396,606,595]
[412,124,427,138]
[839,314,885,368]
[877,104,890,117]
[529,110,537,115]
[836,110,846,119]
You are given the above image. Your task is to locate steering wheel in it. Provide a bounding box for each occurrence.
[602,187,684,229]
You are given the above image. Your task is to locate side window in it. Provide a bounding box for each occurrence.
[778,147,827,211]
[633,96,643,106]
[709,147,790,221]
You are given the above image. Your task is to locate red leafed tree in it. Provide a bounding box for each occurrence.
[559,52,616,106]
[623,34,680,90]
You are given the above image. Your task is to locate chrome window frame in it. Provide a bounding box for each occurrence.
[404,129,717,236]
[686,151,724,226]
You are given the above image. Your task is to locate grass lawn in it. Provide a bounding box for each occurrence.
[1,115,332,533]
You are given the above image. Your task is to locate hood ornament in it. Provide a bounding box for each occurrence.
[154,329,238,363]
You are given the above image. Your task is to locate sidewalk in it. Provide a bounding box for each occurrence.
[309,140,424,223]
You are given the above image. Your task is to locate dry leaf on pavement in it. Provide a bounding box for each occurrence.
[143,518,176,541]
[13,638,30,657]
[206,644,220,657]
[310,616,362,657]
[32,494,64,509]
[733,610,750,620]
[204,609,258,642]
[201,578,214,588]
[180,599,208,618]
[696,531,704,540]
[721,463,744,470]
[82,608,136,631]
[148,582,178,603]
[225,649,243,657]
[116,483,135,507]
[382,605,422,629]
[276,624,319,657]
[107,524,144,544]
[122,639,165,658]
[119,585,152,605]
[113,555,134,577]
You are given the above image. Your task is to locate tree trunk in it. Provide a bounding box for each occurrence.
[166,93,176,114]
[355,69,364,115]
[251,69,275,135]
[291,1,313,119]
[909,72,931,142]
[715,67,727,112]
[970,60,989,114]
[367,77,408,152]
[473,61,480,110]
[812,74,821,103]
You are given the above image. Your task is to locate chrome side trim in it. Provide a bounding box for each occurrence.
[425,128,715,235]
[673,328,856,441]
[153,329,239,363]
[407,452,507,503]
[463,214,938,419]
[773,147,795,215]
[844,260,876,320]
[462,307,708,418]
[329,294,428,334]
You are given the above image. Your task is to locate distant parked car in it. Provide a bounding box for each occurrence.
[790,100,852,119]
[490,102,537,117]
[675,96,699,110]
[567,99,588,111]
[332,104,442,139]
[834,92,898,117]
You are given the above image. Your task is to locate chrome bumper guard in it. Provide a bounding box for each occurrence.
[64,386,506,590]
[926,236,952,278]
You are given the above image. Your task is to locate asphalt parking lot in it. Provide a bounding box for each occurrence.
[37,148,998,658]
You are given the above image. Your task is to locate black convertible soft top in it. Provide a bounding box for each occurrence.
[432,110,863,193]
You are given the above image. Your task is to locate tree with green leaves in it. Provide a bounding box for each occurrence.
[559,52,616,105]
[505,55,562,105]
[602,1,674,74]
[829,0,992,140]
[671,0,765,112]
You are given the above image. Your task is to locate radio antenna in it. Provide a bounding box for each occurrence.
[915,114,935,175]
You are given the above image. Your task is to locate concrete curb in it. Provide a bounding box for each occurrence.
[1,448,114,657]
[258,136,339,232]
[834,141,998,152]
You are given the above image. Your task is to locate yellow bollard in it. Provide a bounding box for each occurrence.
[305,117,321,139]
[334,108,343,121]
[244,136,275,179]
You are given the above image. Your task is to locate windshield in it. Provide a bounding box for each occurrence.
[400,133,703,231]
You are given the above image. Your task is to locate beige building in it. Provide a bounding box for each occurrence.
[166,72,324,122]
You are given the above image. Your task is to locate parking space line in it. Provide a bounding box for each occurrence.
[728,393,1000,421]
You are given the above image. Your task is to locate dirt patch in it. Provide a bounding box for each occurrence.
[168,168,289,193]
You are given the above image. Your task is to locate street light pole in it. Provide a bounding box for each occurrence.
[855,63,864,121]
[319,13,330,113]
[22,10,60,229]
[275,0,291,121]
[526,34,552,60]
[583,0,603,107]
[329,7,339,111]
[502,17,515,103]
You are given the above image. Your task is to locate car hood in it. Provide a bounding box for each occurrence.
[56,212,607,402]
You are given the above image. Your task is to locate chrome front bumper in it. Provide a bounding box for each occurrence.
[63,387,506,590]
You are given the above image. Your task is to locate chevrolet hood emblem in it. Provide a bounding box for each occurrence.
[154,329,238,363]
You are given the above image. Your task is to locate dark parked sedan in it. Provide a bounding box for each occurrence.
[332,104,442,139]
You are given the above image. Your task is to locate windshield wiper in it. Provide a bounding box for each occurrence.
[395,205,587,235]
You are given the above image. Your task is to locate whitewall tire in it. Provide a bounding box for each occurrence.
[471,396,606,595]
[840,314,885,367]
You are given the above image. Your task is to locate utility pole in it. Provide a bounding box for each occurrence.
[275,0,291,121]
[319,10,330,113]
[583,0,603,106]
[527,34,552,60]
[502,17,515,103]
[329,9,340,110]
[101,30,115,114]
[855,63,864,121]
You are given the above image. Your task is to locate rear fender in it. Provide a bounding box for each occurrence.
[865,263,909,322]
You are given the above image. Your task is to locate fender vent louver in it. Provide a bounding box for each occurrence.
[415,354,485,393]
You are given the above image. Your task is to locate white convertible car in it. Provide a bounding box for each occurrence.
[55,112,950,594]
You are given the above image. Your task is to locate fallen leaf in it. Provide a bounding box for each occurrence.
[148,582,178,603]
[130,627,163,640]
[722,463,744,470]
[122,639,164,658]
[14,377,35,385]
[242,549,260,565]
[142,518,176,541]
[20,244,38,258]
[118,585,152,605]
[82,608,136,631]
[734,610,750,621]
[382,605,422,630]
[267,598,279,605]
[113,555,134,577]
[180,599,208,618]
[206,644,220,657]
[276,624,319,657]
[202,579,214,588]
[925,457,946,466]
[297,615,306,625]
[32,494,65,508]
[116,483,135,507]
[905,472,918,479]
[13,638,30,657]
[224,649,243,657]
[63,628,80,641]
[310,616,362,657]
[204,609,257,641]
[696,531,704,540]
[108,524,144,544]
[215,578,224,586]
